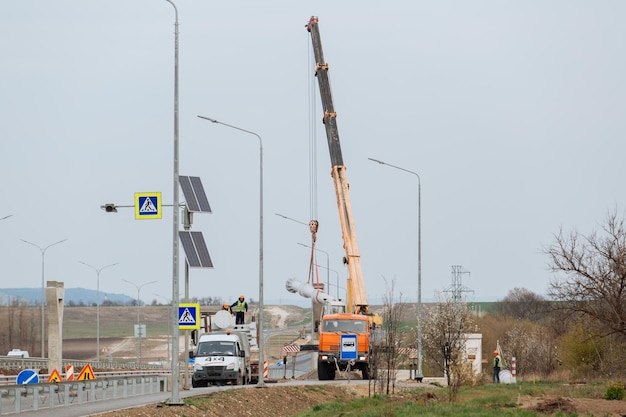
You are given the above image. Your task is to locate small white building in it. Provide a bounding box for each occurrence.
[463,333,483,375]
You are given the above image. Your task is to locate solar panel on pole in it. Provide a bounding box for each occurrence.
[179,176,212,213]
[179,231,213,268]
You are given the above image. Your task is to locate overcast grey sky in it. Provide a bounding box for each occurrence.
[1,1,625,307]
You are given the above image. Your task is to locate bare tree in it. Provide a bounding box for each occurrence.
[372,279,402,395]
[544,210,626,337]
[501,320,556,377]
[0,301,39,356]
[496,288,548,321]
[422,292,474,401]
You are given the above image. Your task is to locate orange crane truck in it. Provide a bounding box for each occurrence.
[306,16,381,380]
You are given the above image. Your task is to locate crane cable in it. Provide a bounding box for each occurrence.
[306,31,321,288]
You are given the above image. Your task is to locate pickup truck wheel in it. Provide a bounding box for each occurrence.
[192,377,203,388]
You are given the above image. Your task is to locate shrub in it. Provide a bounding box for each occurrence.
[603,381,624,400]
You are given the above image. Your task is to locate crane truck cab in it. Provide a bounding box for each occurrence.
[317,313,371,380]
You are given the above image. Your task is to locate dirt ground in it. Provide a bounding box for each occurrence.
[98,384,356,417]
[521,394,626,417]
[94,380,626,417]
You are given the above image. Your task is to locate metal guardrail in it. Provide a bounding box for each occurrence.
[0,370,168,386]
[0,374,168,415]
[268,367,305,380]
[0,357,164,372]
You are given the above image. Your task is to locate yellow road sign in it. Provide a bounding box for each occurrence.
[48,369,62,383]
[178,303,200,330]
[77,363,96,380]
[135,192,162,219]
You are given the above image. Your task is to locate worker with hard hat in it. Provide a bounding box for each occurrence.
[222,302,231,314]
[493,350,502,383]
[230,294,248,325]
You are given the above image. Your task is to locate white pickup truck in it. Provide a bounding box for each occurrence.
[190,331,251,387]
[6,349,29,358]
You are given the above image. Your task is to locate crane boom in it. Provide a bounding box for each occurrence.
[306,16,368,314]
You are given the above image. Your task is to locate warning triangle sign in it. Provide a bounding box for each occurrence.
[179,308,196,324]
[139,197,157,213]
[77,363,96,381]
[48,369,62,383]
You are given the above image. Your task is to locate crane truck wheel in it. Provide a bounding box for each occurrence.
[317,361,336,380]
[361,366,370,380]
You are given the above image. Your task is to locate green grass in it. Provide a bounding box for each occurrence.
[293,380,611,417]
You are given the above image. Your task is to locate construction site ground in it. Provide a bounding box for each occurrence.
[54,305,626,417]
[92,379,626,417]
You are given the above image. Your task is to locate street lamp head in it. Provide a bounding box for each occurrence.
[101,204,118,213]
[197,115,218,123]
[368,157,385,165]
[79,261,119,272]
[198,113,265,386]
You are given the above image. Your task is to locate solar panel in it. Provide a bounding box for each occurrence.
[179,231,213,268]
[179,176,212,213]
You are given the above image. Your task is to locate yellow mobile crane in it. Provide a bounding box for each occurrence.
[307,16,368,316]
[306,16,380,380]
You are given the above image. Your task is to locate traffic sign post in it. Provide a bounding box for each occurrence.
[135,192,162,219]
[77,364,95,381]
[16,369,39,385]
[178,303,200,330]
[340,334,357,361]
[48,369,62,383]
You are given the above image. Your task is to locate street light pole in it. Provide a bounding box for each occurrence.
[368,157,423,380]
[315,265,341,299]
[123,279,157,364]
[164,0,182,404]
[20,238,67,358]
[274,213,308,226]
[297,243,330,295]
[197,115,265,388]
[79,261,119,362]
[154,293,172,360]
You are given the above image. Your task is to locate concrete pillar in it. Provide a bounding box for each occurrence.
[46,281,64,373]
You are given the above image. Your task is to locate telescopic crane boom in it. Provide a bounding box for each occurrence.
[306,16,368,315]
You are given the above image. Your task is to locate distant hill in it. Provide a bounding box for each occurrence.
[0,288,134,306]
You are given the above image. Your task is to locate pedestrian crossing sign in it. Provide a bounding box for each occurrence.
[178,303,200,330]
[135,192,162,219]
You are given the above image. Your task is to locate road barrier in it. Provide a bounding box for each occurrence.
[0,357,164,373]
[0,373,168,415]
